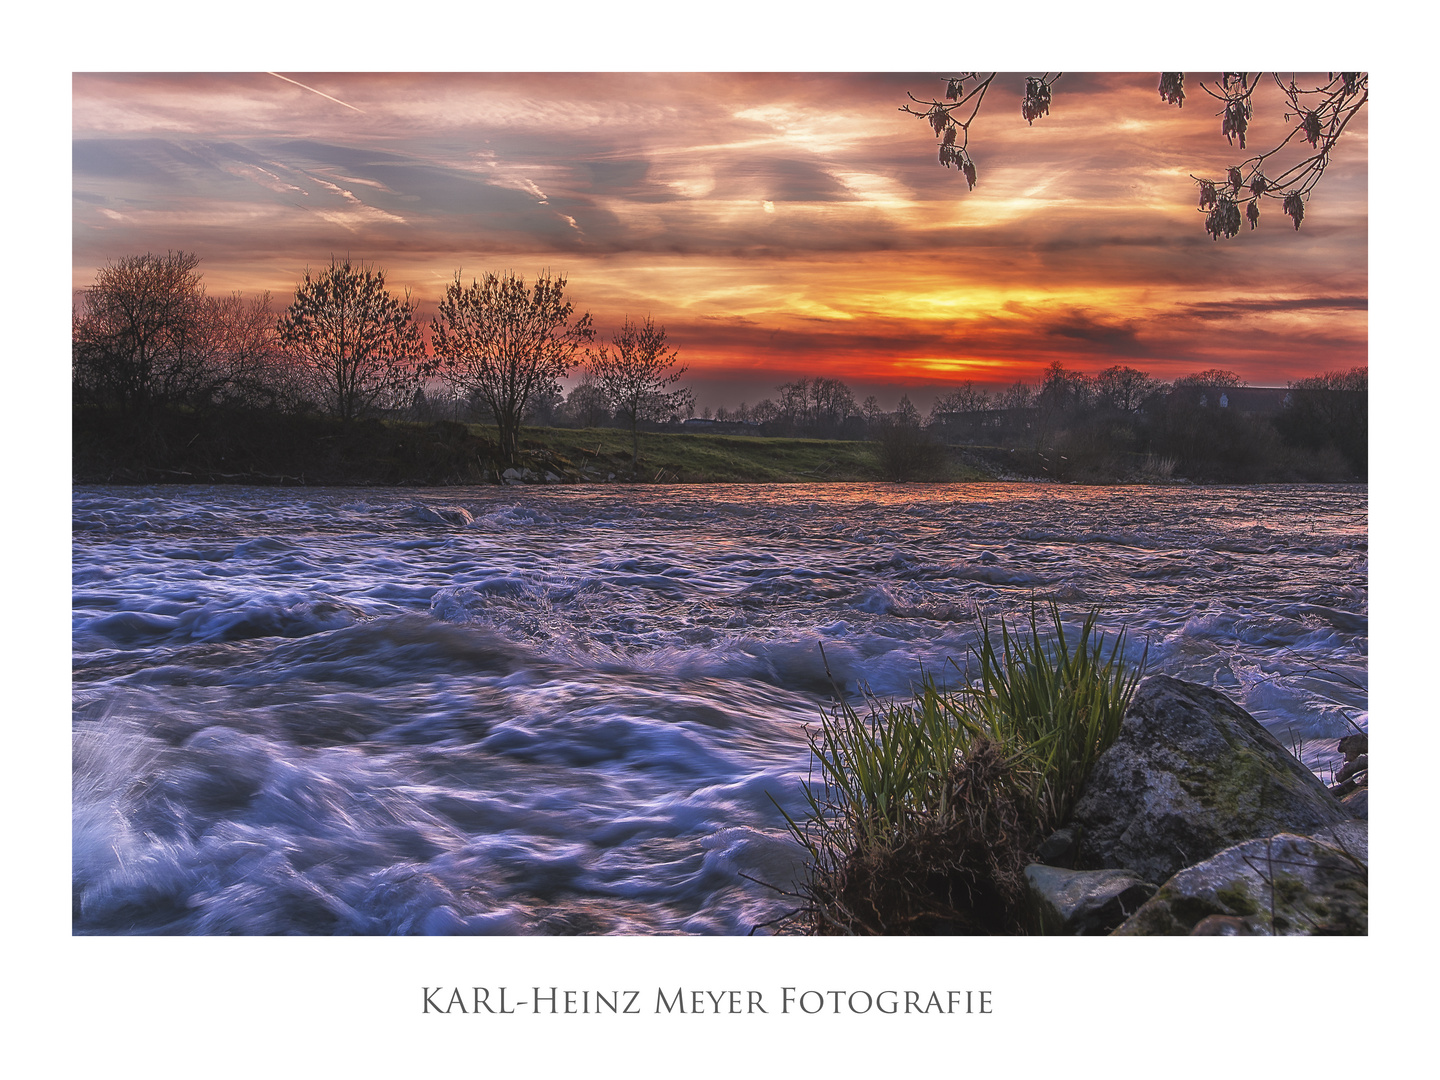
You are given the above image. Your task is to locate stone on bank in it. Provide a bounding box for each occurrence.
[1024,865,1157,935]
[1065,675,1354,884]
[1112,832,1367,935]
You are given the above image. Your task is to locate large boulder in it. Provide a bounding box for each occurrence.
[1112,832,1367,936]
[1024,864,1156,936]
[1311,819,1368,865]
[1067,675,1352,883]
[1340,788,1368,819]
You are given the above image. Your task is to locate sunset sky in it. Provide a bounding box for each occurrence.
[72,71,1368,410]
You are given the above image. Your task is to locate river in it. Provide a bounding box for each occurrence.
[72,482,1367,934]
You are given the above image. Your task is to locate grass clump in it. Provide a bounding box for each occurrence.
[780,602,1142,935]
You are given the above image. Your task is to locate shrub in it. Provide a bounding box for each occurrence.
[871,414,945,481]
[780,603,1142,934]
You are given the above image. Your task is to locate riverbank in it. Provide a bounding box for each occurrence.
[72,408,1363,486]
[73,408,978,485]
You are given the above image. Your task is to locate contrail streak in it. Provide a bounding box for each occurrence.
[266,72,364,113]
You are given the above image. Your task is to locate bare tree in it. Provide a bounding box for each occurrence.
[204,291,308,411]
[1276,366,1367,473]
[276,258,429,422]
[587,316,692,474]
[903,72,1367,238]
[1094,365,1162,414]
[432,270,593,463]
[73,251,213,414]
[929,381,991,423]
[997,381,1034,412]
[1036,361,1095,414]
[775,376,857,437]
[861,395,885,429]
[72,252,290,416]
[751,397,780,425]
[1174,368,1243,389]
[562,372,613,428]
[928,381,994,442]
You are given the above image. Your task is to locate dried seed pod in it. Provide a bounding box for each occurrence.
[1206,197,1241,240]
[1222,99,1251,148]
[1021,77,1052,125]
[1158,72,1185,107]
[1283,192,1306,230]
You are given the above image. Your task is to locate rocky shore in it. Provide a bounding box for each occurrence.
[1024,675,1368,935]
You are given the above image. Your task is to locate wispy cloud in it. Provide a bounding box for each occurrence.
[265,72,364,113]
[72,72,1368,397]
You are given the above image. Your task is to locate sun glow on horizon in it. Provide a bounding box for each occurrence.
[72,71,1367,403]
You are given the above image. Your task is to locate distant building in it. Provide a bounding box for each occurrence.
[930,407,1035,443]
[1208,386,1292,414]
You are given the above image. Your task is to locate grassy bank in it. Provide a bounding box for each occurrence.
[520,426,991,483]
[72,407,990,486]
[72,406,1362,487]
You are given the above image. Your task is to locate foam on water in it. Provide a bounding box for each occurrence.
[72,481,1367,934]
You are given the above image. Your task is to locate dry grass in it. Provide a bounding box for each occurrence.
[776,603,1142,935]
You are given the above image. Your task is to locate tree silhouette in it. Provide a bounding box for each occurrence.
[587,316,691,474]
[73,251,211,415]
[903,72,1367,238]
[72,251,285,417]
[774,376,857,438]
[276,258,429,422]
[432,270,593,465]
[1095,366,1162,414]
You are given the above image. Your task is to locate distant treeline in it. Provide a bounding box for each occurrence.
[368,363,1368,484]
[909,363,1367,483]
[72,251,1366,484]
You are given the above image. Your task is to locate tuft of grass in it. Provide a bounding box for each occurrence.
[778,602,1143,934]
[960,603,1144,833]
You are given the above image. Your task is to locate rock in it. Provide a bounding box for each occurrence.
[409,504,473,527]
[1337,732,1368,761]
[1025,864,1157,935]
[545,471,561,483]
[1329,775,1364,799]
[1311,819,1367,863]
[1341,788,1368,820]
[1068,675,1352,883]
[1113,833,1367,936]
[1335,754,1368,784]
[1189,914,1256,935]
[502,468,523,483]
[1034,827,1078,869]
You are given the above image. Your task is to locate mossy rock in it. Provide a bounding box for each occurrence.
[1113,833,1367,935]
[1024,864,1157,935]
[1067,675,1351,883]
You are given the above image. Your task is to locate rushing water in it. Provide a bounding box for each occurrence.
[72,482,1368,935]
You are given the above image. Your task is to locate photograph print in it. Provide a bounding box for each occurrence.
[72,72,1368,937]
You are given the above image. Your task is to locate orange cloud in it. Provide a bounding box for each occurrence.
[73,72,1367,407]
